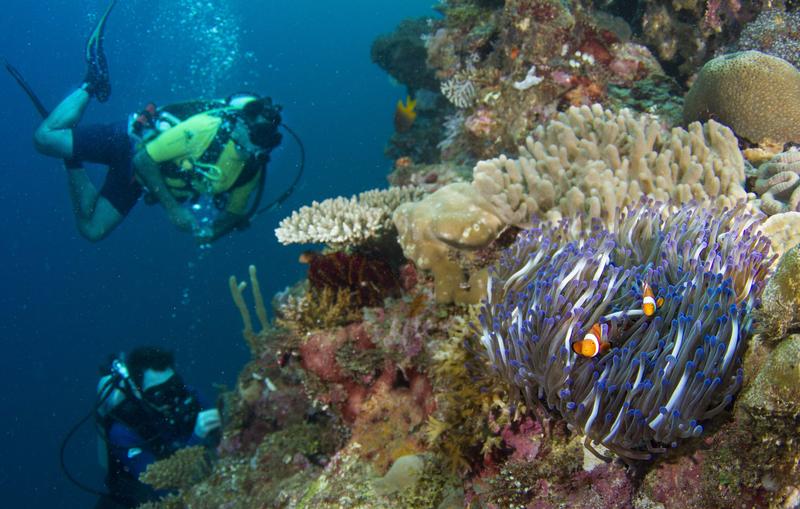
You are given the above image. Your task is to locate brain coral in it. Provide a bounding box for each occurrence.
[754,150,800,215]
[477,200,773,460]
[683,51,800,146]
[472,104,746,229]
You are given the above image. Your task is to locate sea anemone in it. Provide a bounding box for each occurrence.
[476,200,774,460]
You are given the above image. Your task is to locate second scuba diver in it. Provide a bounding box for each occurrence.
[32,0,283,243]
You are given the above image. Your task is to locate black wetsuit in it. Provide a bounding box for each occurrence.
[72,121,142,216]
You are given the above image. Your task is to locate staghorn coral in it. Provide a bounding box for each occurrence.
[477,200,773,460]
[754,150,800,215]
[139,446,210,491]
[275,186,424,247]
[472,104,747,229]
[683,51,800,147]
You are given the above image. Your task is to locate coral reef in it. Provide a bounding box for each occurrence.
[683,51,800,147]
[371,18,439,94]
[472,104,747,228]
[275,186,424,247]
[142,3,800,507]
[414,0,679,161]
[478,200,773,460]
[725,8,800,69]
[754,150,800,215]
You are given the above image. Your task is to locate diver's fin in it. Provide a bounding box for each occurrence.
[85,0,116,63]
[84,0,116,103]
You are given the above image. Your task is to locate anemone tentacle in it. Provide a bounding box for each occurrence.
[478,200,773,460]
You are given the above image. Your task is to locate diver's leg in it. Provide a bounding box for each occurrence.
[33,87,90,158]
[65,167,124,241]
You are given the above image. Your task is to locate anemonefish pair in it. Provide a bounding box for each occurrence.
[572,282,665,358]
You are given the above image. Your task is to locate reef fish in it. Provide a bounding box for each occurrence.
[394,95,417,132]
[641,282,664,317]
[572,323,610,358]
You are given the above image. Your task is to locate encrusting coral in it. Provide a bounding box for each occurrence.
[683,50,800,147]
[392,182,507,304]
[756,243,800,345]
[472,104,747,228]
[754,150,800,215]
[477,200,773,460]
[275,186,424,247]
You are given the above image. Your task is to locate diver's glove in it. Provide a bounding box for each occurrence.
[193,409,222,439]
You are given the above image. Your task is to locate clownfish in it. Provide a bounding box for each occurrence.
[394,95,417,132]
[641,282,664,317]
[572,323,611,358]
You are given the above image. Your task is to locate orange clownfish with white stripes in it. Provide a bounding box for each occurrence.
[642,282,664,317]
[572,323,611,358]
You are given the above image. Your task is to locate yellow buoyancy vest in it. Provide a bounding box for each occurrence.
[144,111,248,196]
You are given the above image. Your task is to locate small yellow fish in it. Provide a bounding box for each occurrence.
[394,95,417,132]
[573,323,610,358]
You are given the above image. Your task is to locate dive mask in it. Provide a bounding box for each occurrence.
[228,94,282,153]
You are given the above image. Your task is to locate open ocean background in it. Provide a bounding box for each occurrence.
[0,1,435,506]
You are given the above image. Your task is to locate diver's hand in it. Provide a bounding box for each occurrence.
[167,207,198,233]
[194,409,222,438]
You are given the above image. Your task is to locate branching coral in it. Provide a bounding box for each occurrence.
[754,150,800,215]
[139,446,210,491]
[275,186,424,247]
[477,200,773,460]
[472,104,747,229]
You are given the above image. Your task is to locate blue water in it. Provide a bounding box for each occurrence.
[0,1,435,506]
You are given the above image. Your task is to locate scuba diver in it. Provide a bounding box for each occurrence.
[88,346,221,509]
[28,0,294,243]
